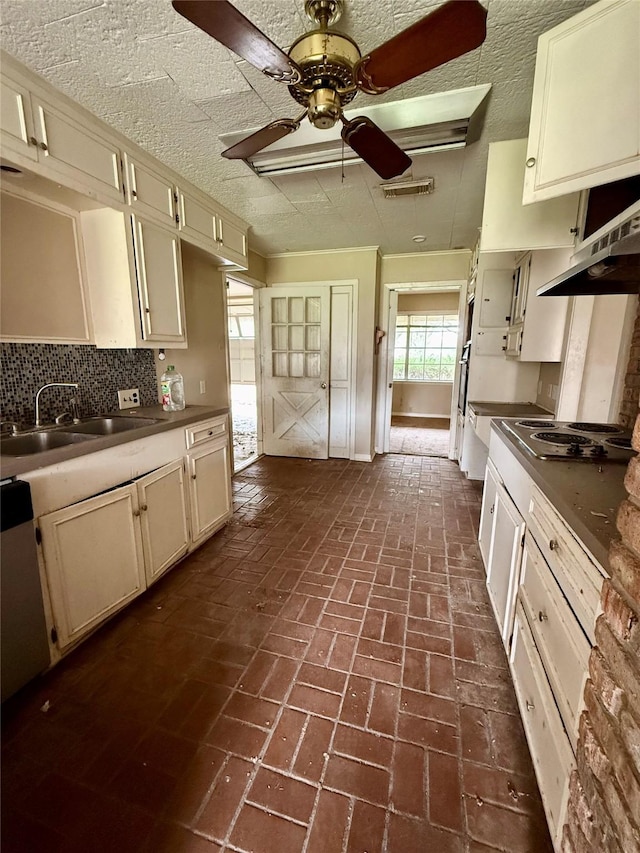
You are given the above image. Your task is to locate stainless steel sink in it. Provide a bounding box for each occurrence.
[0,430,98,456]
[60,416,159,436]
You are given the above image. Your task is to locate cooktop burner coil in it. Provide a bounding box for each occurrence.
[517,420,557,429]
[567,422,622,434]
[532,432,594,446]
[606,436,633,449]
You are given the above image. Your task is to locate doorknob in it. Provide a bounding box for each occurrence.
[321,382,327,389]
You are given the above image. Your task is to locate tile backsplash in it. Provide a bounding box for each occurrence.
[0,343,158,426]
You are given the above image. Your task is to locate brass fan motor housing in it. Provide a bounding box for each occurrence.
[288,29,361,127]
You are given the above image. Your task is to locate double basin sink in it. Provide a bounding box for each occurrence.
[0,416,160,457]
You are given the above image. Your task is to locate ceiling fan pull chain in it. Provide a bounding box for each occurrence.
[341,137,345,183]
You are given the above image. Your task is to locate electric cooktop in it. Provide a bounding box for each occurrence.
[501,419,633,463]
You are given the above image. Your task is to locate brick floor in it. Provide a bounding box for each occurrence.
[1,455,553,852]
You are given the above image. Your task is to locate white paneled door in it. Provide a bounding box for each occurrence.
[260,287,331,459]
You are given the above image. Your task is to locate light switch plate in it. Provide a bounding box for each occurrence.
[118,388,140,409]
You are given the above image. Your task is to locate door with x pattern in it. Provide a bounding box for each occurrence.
[260,287,330,459]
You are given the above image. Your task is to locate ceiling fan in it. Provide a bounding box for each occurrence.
[172,0,487,180]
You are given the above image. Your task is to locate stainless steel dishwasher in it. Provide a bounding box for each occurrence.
[1,479,50,701]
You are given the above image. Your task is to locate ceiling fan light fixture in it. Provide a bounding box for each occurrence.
[308,88,342,129]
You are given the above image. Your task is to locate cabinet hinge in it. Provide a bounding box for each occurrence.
[175,213,180,224]
[50,626,58,644]
[521,533,525,547]
[174,192,178,204]
[35,526,42,545]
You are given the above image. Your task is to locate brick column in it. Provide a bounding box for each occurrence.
[562,414,640,853]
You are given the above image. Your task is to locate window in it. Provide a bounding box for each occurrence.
[393,313,458,382]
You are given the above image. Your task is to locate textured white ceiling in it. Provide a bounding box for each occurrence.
[0,0,591,256]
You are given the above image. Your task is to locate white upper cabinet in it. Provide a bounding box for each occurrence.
[178,188,248,267]
[0,67,123,205]
[81,208,187,348]
[123,153,177,228]
[524,0,640,204]
[505,250,570,362]
[0,76,38,162]
[481,139,580,251]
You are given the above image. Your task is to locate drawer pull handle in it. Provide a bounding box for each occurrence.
[526,700,535,712]
[133,509,141,517]
[208,430,213,436]
[549,539,558,551]
[192,474,197,480]
[538,611,547,623]
[141,504,148,512]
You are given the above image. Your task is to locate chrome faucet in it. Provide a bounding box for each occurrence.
[35,383,79,427]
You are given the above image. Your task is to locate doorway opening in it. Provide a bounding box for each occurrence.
[377,283,467,459]
[226,279,259,472]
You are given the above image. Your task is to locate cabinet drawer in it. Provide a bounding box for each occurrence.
[520,533,590,751]
[528,483,602,643]
[185,416,227,449]
[510,602,574,848]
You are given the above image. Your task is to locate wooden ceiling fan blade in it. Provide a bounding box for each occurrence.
[341,117,411,180]
[172,1,300,81]
[357,0,487,93]
[222,120,301,160]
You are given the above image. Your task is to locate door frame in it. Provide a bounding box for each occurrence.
[266,279,359,460]
[225,272,264,469]
[375,280,467,458]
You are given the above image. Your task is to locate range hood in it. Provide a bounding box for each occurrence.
[538,204,640,296]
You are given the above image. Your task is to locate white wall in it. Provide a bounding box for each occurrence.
[159,242,229,410]
[392,383,452,417]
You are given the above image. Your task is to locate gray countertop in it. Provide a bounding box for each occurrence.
[1,405,229,480]
[492,419,626,572]
[469,401,553,418]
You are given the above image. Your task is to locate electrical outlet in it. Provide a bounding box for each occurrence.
[118,388,140,409]
[199,380,206,394]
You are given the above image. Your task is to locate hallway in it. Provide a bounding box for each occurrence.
[1,455,552,852]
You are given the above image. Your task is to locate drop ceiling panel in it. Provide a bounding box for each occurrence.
[0,0,591,256]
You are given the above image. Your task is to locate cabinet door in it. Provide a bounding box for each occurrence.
[481,139,579,251]
[186,439,232,544]
[32,97,123,203]
[124,154,176,228]
[217,215,248,266]
[486,480,525,648]
[0,77,37,162]
[178,190,217,249]
[39,484,145,649]
[479,461,499,569]
[510,255,530,327]
[137,459,189,586]
[524,0,640,203]
[478,269,513,327]
[510,604,574,848]
[131,216,186,343]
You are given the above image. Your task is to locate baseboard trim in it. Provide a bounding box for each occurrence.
[391,412,451,420]
[353,453,374,462]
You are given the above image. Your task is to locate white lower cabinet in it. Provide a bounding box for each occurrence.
[37,419,232,651]
[478,458,499,566]
[39,460,190,649]
[137,460,189,586]
[484,470,525,649]
[39,482,146,650]
[511,602,574,849]
[186,437,232,545]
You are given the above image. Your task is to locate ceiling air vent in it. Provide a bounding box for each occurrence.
[381,178,434,199]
